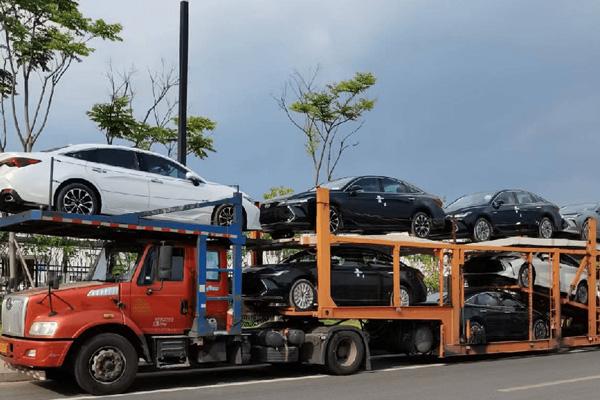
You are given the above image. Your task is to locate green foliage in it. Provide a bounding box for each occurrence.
[263,186,294,200]
[279,69,377,185]
[404,254,440,293]
[87,96,137,144]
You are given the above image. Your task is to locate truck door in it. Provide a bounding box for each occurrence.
[127,245,194,334]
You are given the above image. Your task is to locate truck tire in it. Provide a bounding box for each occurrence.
[73,333,138,395]
[325,331,365,375]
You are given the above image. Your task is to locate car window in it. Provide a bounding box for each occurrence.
[95,149,138,170]
[285,250,316,263]
[474,293,500,306]
[498,293,523,308]
[381,178,412,194]
[515,191,535,204]
[137,152,188,179]
[494,191,516,205]
[65,149,98,162]
[352,177,381,192]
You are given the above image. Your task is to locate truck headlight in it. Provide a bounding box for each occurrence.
[29,322,58,336]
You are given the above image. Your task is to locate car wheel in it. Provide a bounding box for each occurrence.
[538,217,554,239]
[576,281,589,304]
[518,263,535,288]
[533,318,550,340]
[213,204,245,228]
[325,331,365,375]
[289,279,316,311]
[329,206,343,234]
[581,219,590,241]
[472,218,492,242]
[411,212,432,238]
[400,284,412,306]
[73,333,137,396]
[56,182,99,215]
[468,320,486,344]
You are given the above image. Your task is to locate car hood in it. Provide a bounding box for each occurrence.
[444,204,487,216]
[262,191,316,206]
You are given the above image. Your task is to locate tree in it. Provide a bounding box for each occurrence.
[88,63,217,159]
[263,186,294,200]
[277,67,376,186]
[0,0,122,151]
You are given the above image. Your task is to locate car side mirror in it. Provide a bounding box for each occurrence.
[347,185,363,195]
[157,245,173,281]
[185,171,201,186]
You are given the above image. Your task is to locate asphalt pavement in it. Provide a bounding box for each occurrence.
[1,348,599,400]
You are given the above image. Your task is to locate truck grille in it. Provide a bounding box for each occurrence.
[1,295,28,337]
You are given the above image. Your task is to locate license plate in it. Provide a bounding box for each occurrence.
[0,341,8,355]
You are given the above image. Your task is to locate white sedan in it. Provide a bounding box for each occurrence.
[464,252,594,304]
[0,144,260,230]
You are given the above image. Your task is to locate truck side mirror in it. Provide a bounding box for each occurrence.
[157,245,173,281]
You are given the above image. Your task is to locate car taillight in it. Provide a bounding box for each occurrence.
[0,157,41,168]
[434,198,443,208]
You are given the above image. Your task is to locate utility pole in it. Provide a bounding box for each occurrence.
[177,0,189,166]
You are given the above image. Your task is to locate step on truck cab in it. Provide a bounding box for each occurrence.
[0,194,369,395]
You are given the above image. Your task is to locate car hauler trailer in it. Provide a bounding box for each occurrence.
[0,188,599,395]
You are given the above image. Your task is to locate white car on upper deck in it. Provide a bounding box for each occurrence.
[0,144,260,230]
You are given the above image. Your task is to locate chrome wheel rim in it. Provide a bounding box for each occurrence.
[62,188,94,214]
[330,208,341,233]
[413,213,431,238]
[89,346,126,384]
[582,221,589,241]
[216,205,235,226]
[534,320,548,339]
[292,281,314,310]
[400,287,410,306]
[577,284,588,304]
[475,220,491,241]
[539,219,553,238]
[520,266,530,287]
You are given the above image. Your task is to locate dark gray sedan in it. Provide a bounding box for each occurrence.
[560,203,600,241]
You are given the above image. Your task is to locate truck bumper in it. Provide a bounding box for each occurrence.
[0,336,72,368]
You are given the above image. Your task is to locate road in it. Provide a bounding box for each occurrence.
[1,349,599,400]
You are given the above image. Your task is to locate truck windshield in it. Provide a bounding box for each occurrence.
[86,245,143,282]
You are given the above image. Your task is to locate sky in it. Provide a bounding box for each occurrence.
[8,0,600,204]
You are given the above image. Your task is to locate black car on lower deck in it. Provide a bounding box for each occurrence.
[444,189,563,242]
[243,245,428,311]
[260,176,446,239]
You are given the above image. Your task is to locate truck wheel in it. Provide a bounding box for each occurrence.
[325,331,365,375]
[73,333,138,395]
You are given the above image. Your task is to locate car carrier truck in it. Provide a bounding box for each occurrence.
[1,189,599,395]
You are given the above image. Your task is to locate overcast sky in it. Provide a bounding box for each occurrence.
[12,0,600,204]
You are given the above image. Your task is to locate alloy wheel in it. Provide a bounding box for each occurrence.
[291,280,315,310]
[216,205,235,226]
[539,218,553,239]
[330,208,341,233]
[533,320,549,340]
[88,346,126,384]
[412,213,432,238]
[474,219,491,242]
[62,188,94,214]
[576,282,589,304]
[400,286,411,306]
[581,220,590,241]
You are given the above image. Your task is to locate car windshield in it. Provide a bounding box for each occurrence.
[445,191,495,212]
[41,145,69,152]
[561,203,597,214]
[317,177,356,191]
[283,249,316,263]
[86,245,143,282]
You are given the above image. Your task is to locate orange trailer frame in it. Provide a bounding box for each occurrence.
[276,187,600,357]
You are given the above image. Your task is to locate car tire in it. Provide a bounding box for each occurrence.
[325,331,365,375]
[411,212,432,239]
[73,333,138,396]
[213,204,246,228]
[538,217,554,239]
[576,281,589,304]
[56,182,99,215]
[581,219,590,241]
[400,284,412,306]
[289,279,316,311]
[533,318,550,340]
[329,206,343,234]
[468,320,486,344]
[472,218,492,242]
[517,263,536,289]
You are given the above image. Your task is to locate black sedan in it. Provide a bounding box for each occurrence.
[444,189,562,242]
[260,176,445,239]
[243,245,428,311]
[463,290,549,344]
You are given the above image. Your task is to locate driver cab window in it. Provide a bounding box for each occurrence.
[206,251,220,281]
[138,246,185,285]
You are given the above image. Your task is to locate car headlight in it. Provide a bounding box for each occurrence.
[29,322,58,336]
[263,270,289,277]
[451,212,471,219]
[285,198,309,205]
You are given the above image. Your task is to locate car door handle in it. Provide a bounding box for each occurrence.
[91,167,106,173]
[151,178,163,184]
[408,197,415,201]
[536,206,542,209]
[479,309,487,313]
